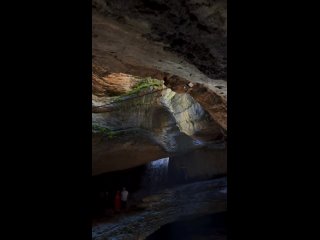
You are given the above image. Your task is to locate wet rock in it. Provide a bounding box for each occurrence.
[92,177,227,240]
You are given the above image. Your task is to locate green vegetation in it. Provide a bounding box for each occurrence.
[92,124,116,139]
[113,77,163,102]
[131,77,163,92]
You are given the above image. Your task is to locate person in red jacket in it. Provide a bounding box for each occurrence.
[114,191,121,213]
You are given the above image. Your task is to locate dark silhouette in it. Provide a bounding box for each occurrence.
[114,191,121,212]
[121,187,129,210]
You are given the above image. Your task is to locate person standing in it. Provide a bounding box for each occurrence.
[114,191,121,213]
[121,187,129,210]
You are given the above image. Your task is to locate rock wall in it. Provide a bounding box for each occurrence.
[92,78,222,169]
[92,0,227,131]
[169,146,227,182]
[93,0,227,80]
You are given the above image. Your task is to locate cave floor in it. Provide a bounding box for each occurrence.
[92,178,227,240]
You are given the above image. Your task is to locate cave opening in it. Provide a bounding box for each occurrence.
[92,0,227,236]
[92,146,226,221]
[92,157,170,219]
[92,70,227,238]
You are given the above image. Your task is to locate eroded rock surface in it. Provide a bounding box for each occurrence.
[92,0,227,132]
[91,2,228,237]
[93,0,227,80]
[92,74,225,174]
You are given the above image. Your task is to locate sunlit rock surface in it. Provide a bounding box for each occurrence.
[93,100,224,174]
[91,1,227,238]
[92,72,224,174]
[92,0,227,131]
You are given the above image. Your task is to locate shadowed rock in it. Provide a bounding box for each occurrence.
[92,177,227,240]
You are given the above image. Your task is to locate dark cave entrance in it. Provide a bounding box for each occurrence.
[92,148,226,219]
[92,157,171,218]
